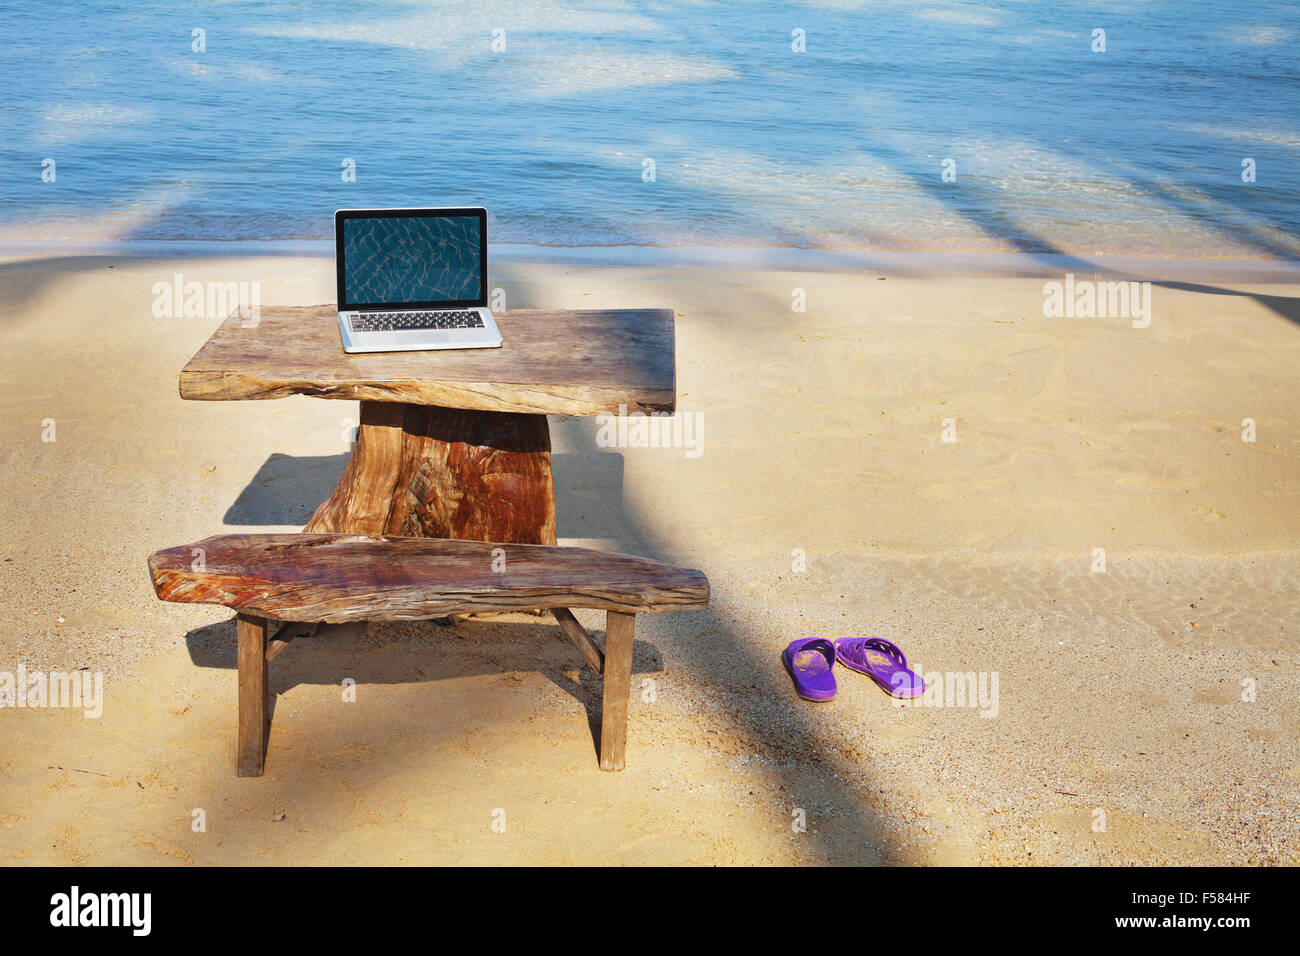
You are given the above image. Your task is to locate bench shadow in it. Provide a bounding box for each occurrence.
[185,615,662,764]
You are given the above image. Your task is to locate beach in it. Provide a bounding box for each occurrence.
[1,250,1296,865]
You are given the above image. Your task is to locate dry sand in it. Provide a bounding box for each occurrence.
[0,251,1297,865]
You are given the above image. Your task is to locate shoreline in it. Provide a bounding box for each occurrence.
[2,239,1300,283]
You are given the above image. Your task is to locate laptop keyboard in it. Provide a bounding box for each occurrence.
[350,310,484,332]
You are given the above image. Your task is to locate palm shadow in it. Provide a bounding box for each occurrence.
[855,134,1300,327]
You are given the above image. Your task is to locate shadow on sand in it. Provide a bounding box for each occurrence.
[204,367,893,862]
[185,614,664,767]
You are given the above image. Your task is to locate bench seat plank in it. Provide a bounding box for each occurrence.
[149,534,709,623]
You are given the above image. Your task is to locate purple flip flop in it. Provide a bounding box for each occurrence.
[834,637,924,699]
[782,638,838,701]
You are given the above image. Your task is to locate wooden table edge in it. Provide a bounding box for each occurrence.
[177,371,676,415]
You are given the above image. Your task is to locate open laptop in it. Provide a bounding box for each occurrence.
[335,206,503,353]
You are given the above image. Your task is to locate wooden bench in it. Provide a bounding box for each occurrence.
[148,533,709,776]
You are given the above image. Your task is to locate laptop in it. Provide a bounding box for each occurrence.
[335,206,503,353]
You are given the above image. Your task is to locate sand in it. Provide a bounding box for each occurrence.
[0,251,1297,865]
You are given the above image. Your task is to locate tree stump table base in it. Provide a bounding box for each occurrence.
[305,401,557,545]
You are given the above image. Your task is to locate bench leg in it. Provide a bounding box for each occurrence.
[599,611,635,771]
[237,613,270,777]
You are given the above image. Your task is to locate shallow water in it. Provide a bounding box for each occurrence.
[2,1,1298,256]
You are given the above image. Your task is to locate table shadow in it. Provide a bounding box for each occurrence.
[222,448,630,540]
[222,452,349,526]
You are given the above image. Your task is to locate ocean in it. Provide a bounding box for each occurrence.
[3,0,1298,257]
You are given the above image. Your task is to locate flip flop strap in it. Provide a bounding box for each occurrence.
[789,637,836,665]
[858,637,907,670]
[803,637,837,662]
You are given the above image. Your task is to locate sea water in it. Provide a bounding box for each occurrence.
[1,0,1297,257]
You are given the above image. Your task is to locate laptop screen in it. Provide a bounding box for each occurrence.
[338,210,486,309]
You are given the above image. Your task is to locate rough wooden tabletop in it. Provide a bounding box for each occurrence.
[178,305,676,415]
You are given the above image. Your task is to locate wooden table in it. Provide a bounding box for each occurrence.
[179,305,676,545]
